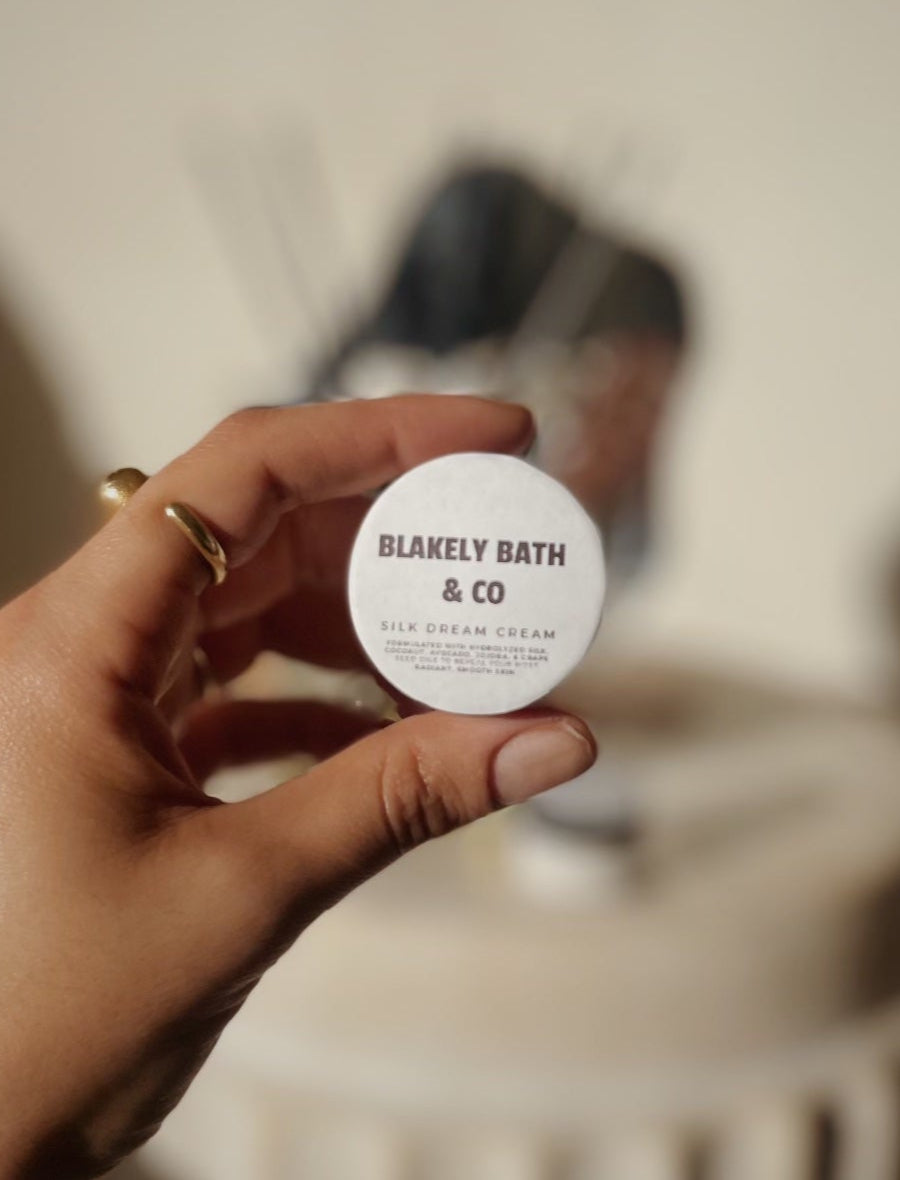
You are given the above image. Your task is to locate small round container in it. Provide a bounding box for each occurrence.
[348,452,605,714]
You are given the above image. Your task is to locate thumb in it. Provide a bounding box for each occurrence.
[212,709,596,919]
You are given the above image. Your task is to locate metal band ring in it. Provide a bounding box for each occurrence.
[100,468,228,587]
[163,503,228,587]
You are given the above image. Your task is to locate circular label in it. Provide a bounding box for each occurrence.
[348,453,605,715]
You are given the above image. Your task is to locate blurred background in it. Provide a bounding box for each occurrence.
[3,2,900,1177]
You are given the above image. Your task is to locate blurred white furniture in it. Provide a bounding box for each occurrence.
[137,661,900,1179]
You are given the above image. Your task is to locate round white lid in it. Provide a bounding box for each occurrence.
[347,452,605,714]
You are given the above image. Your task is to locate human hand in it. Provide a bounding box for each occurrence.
[0,395,596,1178]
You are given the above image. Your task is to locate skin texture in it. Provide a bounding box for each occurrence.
[0,395,596,1178]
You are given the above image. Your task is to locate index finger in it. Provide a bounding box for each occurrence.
[57,395,533,697]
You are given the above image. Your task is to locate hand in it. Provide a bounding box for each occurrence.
[0,395,596,1178]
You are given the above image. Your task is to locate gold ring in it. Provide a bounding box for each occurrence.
[164,503,228,587]
[191,645,221,698]
[99,468,228,586]
[99,469,227,702]
[99,467,148,510]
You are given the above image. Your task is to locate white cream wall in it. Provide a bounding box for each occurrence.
[1,0,899,697]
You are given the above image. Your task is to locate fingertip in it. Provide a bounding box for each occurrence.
[491,714,597,807]
[470,396,535,454]
[393,392,534,455]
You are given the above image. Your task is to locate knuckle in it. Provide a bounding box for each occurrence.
[193,407,265,470]
[378,739,484,854]
[216,404,272,441]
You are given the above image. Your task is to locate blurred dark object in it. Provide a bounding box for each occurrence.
[298,160,688,592]
[0,277,91,605]
[308,162,686,399]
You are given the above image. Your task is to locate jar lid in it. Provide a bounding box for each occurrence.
[348,452,605,714]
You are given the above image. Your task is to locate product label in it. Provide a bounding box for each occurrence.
[348,453,605,715]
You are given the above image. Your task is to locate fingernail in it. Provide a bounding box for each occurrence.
[494,400,535,453]
[513,408,536,454]
[492,720,596,806]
